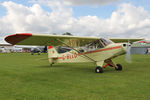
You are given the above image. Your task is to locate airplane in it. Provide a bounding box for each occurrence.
[5,33,143,73]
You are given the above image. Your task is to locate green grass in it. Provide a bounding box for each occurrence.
[0,53,150,100]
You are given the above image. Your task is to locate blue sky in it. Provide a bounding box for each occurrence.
[72,4,117,18]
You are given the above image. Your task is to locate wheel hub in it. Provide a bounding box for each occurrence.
[97,69,100,72]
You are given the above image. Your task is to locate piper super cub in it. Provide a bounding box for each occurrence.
[5,33,143,73]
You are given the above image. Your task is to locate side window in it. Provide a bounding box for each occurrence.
[95,40,104,48]
[57,46,72,53]
[86,40,104,51]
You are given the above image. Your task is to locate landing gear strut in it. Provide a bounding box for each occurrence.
[104,59,123,71]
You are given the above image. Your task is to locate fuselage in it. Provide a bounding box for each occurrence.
[48,38,128,64]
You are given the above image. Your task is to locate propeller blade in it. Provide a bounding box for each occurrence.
[125,41,132,63]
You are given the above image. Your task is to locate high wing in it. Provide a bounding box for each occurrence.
[5,33,100,47]
[110,38,144,43]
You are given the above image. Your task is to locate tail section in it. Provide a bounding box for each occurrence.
[48,46,59,64]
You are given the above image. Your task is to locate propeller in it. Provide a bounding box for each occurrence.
[125,40,132,63]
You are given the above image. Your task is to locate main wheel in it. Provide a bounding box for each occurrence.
[115,64,122,71]
[95,66,103,73]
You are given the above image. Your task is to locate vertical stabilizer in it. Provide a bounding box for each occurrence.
[48,46,59,63]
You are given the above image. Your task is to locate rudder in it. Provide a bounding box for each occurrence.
[48,46,59,64]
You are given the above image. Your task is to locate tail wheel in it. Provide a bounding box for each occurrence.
[115,64,122,71]
[95,66,103,73]
[50,64,53,67]
[50,62,54,67]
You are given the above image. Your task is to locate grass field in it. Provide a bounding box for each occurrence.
[0,53,149,100]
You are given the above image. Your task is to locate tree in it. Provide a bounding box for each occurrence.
[62,32,73,36]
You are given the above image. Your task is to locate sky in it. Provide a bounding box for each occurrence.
[0,0,150,43]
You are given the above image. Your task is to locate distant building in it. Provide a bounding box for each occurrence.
[14,45,47,53]
[131,42,150,54]
[0,44,14,53]
[0,44,47,53]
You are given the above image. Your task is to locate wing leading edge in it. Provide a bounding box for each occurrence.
[5,33,143,46]
[5,33,100,47]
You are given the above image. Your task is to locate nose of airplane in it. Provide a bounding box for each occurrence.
[111,43,132,61]
[121,43,131,52]
[122,42,132,63]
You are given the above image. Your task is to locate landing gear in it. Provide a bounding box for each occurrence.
[115,64,122,71]
[50,62,54,67]
[95,59,123,73]
[104,59,123,71]
[95,66,103,73]
[50,64,53,67]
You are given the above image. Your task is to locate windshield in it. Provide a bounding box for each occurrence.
[101,38,114,46]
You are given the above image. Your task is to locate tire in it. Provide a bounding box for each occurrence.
[50,64,53,67]
[95,66,103,73]
[115,64,122,71]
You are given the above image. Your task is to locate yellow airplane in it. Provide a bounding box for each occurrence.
[5,33,143,73]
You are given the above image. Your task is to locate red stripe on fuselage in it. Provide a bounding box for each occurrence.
[78,45,122,55]
[57,45,122,60]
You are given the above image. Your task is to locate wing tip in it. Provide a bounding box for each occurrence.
[5,33,32,45]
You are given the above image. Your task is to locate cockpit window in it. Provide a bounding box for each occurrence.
[57,38,113,53]
[101,38,113,46]
[83,40,104,52]
[88,40,104,49]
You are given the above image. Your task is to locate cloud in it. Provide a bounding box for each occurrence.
[0,1,150,43]
[63,0,119,6]
[67,3,150,38]
[1,1,74,33]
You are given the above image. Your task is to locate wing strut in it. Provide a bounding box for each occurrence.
[56,39,96,62]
